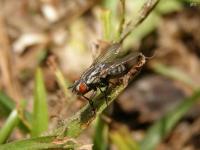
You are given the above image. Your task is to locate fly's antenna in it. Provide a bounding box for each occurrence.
[118,0,160,44]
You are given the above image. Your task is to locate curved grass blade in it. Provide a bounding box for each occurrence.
[0,92,31,132]
[0,136,71,150]
[150,63,197,89]
[0,109,19,144]
[31,68,49,137]
[110,127,139,150]
[0,92,15,116]
[93,117,108,150]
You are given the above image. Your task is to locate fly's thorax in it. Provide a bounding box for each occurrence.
[85,64,106,85]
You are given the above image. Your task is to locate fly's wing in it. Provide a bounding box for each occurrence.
[108,52,142,67]
[92,43,121,65]
[99,52,142,77]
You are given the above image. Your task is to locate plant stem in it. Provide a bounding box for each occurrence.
[119,0,160,43]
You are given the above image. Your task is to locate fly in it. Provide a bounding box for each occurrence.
[69,42,146,111]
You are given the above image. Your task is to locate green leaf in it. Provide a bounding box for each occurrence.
[140,89,200,150]
[31,68,48,137]
[0,109,20,144]
[93,117,108,150]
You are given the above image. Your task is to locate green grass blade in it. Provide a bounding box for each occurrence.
[110,128,140,150]
[31,68,49,137]
[101,9,112,41]
[150,63,197,88]
[0,136,68,150]
[93,117,108,150]
[140,89,200,150]
[54,68,74,103]
[0,91,15,116]
[0,109,20,144]
[0,92,31,132]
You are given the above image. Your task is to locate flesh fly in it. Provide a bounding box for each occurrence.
[70,42,146,110]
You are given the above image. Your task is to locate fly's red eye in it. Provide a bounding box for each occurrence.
[77,82,88,94]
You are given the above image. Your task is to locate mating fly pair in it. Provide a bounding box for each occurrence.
[69,0,159,111]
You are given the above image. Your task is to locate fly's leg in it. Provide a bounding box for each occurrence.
[99,85,109,106]
[105,85,109,106]
[82,95,95,114]
[82,90,97,114]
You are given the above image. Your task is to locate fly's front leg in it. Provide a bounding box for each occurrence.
[82,89,97,114]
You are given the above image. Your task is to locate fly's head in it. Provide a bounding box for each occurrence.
[70,79,89,95]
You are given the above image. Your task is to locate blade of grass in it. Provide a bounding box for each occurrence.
[0,92,31,132]
[117,0,126,38]
[0,99,27,144]
[119,0,160,43]
[110,127,139,150]
[101,9,112,41]
[156,0,182,14]
[47,56,75,104]
[150,62,198,89]
[55,69,70,95]
[0,109,19,144]
[31,68,49,137]
[0,91,15,116]
[140,89,200,150]
[122,0,182,49]
[180,0,200,5]
[93,117,109,150]
[0,136,73,150]
[101,0,118,37]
